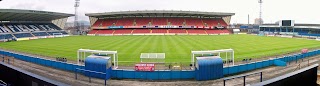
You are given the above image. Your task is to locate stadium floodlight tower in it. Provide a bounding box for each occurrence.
[74,0,80,34]
[191,49,234,69]
[258,0,263,25]
[77,49,118,69]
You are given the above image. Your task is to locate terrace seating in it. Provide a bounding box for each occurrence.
[13,33,34,38]
[132,29,150,33]
[32,32,49,36]
[135,18,152,26]
[6,24,22,32]
[46,31,67,35]
[185,18,203,26]
[92,19,103,27]
[168,29,186,33]
[202,19,218,27]
[0,34,14,39]
[95,30,114,34]
[116,18,134,26]
[167,18,185,26]
[91,18,228,28]
[216,19,228,27]
[0,25,10,33]
[26,24,43,31]
[113,29,133,34]
[187,29,206,34]
[60,31,68,35]
[102,19,118,27]
[88,30,99,34]
[152,29,167,33]
[152,18,167,25]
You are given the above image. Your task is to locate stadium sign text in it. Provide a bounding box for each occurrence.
[135,63,155,71]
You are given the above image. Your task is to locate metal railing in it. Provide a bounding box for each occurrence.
[0,80,7,86]
[223,71,263,86]
[75,68,107,86]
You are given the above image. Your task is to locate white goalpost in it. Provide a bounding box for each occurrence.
[191,49,234,69]
[77,49,119,69]
[140,53,165,63]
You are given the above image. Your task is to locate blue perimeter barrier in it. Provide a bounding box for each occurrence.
[0,49,320,80]
[223,50,320,75]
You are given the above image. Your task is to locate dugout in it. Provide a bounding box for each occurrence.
[84,55,112,79]
[195,56,223,81]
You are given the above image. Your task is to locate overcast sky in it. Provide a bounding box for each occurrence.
[0,0,319,24]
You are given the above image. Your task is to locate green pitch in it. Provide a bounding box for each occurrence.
[0,35,319,65]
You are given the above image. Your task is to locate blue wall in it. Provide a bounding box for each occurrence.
[1,49,320,80]
[223,50,320,75]
[111,69,195,80]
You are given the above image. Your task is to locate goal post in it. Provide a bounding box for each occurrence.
[191,49,234,69]
[77,49,119,69]
[140,53,165,63]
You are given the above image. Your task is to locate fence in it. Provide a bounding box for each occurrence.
[0,50,84,72]
[223,50,320,75]
[111,69,195,80]
[0,49,319,80]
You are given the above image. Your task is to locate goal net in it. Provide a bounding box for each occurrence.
[140,53,165,63]
[53,33,63,37]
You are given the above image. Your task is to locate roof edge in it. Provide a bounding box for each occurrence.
[85,10,235,17]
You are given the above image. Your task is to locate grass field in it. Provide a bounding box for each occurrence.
[0,35,319,65]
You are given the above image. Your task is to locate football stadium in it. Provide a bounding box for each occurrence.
[1,1,320,86]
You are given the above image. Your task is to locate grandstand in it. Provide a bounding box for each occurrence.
[260,23,320,37]
[0,9,73,41]
[85,10,234,35]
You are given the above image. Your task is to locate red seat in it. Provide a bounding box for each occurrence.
[168,29,186,33]
[187,29,206,34]
[152,29,167,33]
[152,18,167,25]
[116,18,134,26]
[92,20,103,27]
[113,29,133,34]
[132,29,150,33]
[95,30,114,34]
[88,30,99,34]
[135,18,152,26]
[168,18,185,26]
[102,19,118,27]
[185,18,203,26]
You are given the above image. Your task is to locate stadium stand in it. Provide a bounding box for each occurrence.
[95,30,114,34]
[116,18,134,26]
[152,18,167,25]
[185,18,203,26]
[152,29,167,33]
[0,9,73,41]
[132,29,150,33]
[0,34,13,40]
[135,18,152,26]
[113,29,132,34]
[102,19,118,27]
[13,33,34,38]
[187,29,206,34]
[86,10,235,35]
[92,19,103,27]
[32,32,50,36]
[88,29,99,34]
[168,29,186,33]
[167,18,185,26]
